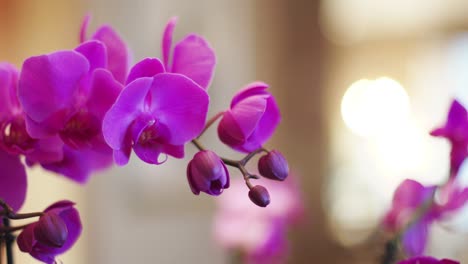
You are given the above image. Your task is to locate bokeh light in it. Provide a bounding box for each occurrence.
[341,77,410,137]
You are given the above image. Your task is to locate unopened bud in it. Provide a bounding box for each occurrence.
[34,212,68,248]
[249,185,270,207]
[258,150,289,181]
[187,150,230,196]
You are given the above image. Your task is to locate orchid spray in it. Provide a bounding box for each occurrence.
[0,15,290,263]
[382,100,468,264]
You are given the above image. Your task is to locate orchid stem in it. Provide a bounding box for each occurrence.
[191,139,262,190]
[2,219,13,264]
[7,212,43,220]
[197,111,224,139]
[0,224,30,233]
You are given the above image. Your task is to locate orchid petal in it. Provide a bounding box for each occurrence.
[79,14,91,43]
[0,150,27,211]
[103,77,152,150]
[18,51,89,123]
[87,69,123,120]
[75,40,107,72]
[126,58,165,85]
[162,17,177,69]
[148,73,209,144]
[92,25,129,83]
[231,82,269,108]
[243,96,281,151]
[402,220,429,256]
[0,63,20,118]
[172,34,216,89]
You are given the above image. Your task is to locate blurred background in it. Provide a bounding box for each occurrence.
[2,0,468,263]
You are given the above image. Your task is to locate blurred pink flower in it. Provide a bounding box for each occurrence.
[213,174,304,264]
[383,179,468,256]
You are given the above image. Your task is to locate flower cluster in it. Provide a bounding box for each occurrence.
[383,100,468,263]
[0,15,289,263]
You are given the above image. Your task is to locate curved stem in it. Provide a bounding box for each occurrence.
[197,111,225,139]
[240,148,268,165]
[0,223,30,233]
[7,212,43,220]
[2,219,13,264]
[191,139,264,190]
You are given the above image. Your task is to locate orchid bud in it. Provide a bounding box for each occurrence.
[249,185,270,207]
[34,212,68,248]
[217,82,281,153]
[258,150,289,181]
[187,150,230,196]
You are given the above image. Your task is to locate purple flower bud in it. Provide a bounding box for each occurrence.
[34,212,69,248]
[249,185,270,207]
[217,82,281,153]
[17,200,82,263]
[187,150,230,196]
[258,150,289,181]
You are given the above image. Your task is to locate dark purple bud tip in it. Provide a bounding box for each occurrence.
[248,185,271,207]
[34,212,68,248]
[258,150,289,181]
[187,150,230,196]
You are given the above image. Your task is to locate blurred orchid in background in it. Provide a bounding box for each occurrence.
[213,174,304,264]
[398,256,459,264]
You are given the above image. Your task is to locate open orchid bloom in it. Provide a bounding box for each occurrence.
[17,38,123,182]
[431,100,468,177]
[17,201,82,264]
[103,73,209,165]
[162,17,216,90]
[0,62,64,164]
[218,82,281,153]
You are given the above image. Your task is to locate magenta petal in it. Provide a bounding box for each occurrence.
[402,220,429,256]
[430,128,447,137]
[394,180,435,208]
[162,17,177,69]
[245,96,281,150]
[114,145,131,166]
[446,100,467,130]
[42,146,113,184]
[103,77,152,151]
[217,111,246,146]
[24,113,69,139]
[228,95,267,139]
[126,58,165,85]
[92,25,129,84]
[148,73,209,144]
[172,34,216,89]
[133,142,164,164]
[25,135,64,164]
[163,144,184,159]
[0,150,27,211]
[75,40,107,72]
[231,82,269,108]
[398,257,441,264]
[87,69,123,120]
[17,223,36,253]
[79,14,91,43]
[0,63,20,117]
[18,51,89,123]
